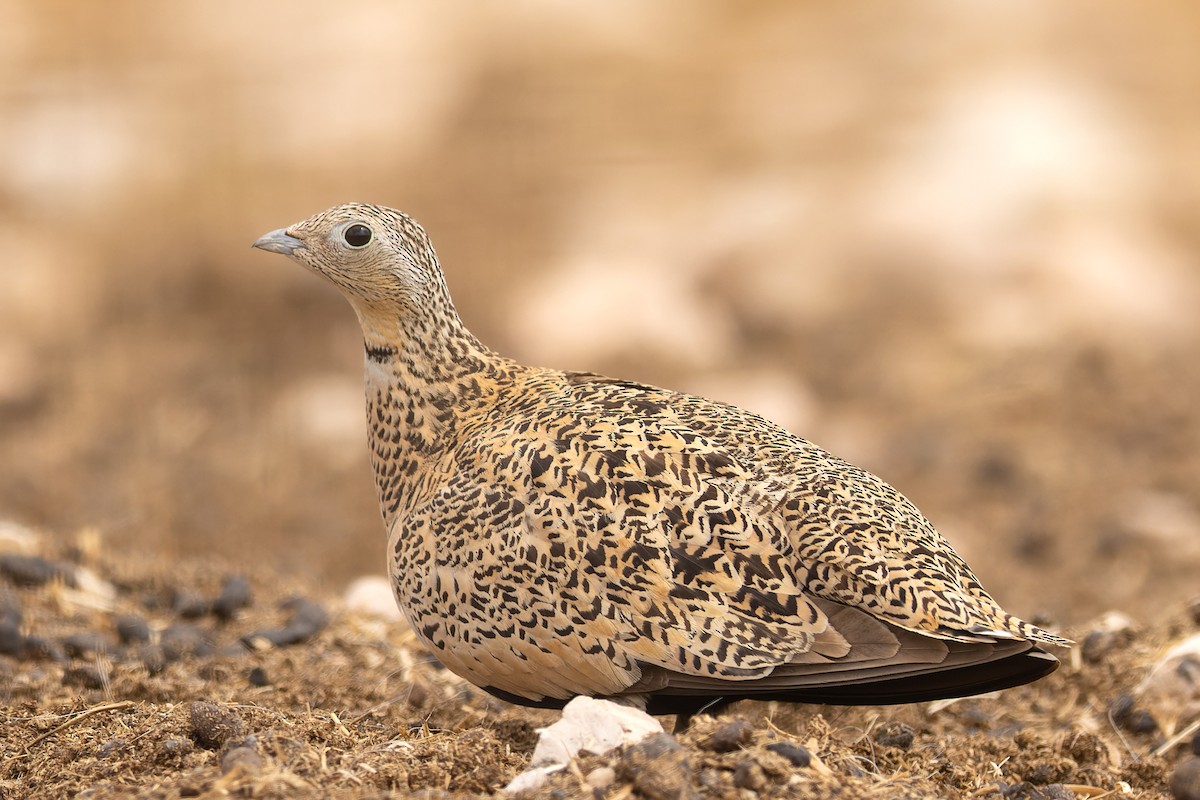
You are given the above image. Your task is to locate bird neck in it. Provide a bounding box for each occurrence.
[354,298,522,529]
[353,294,498,385]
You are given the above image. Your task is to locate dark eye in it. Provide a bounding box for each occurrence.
[344,224,372,248]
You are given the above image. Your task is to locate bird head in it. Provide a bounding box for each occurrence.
[252,203,444,313]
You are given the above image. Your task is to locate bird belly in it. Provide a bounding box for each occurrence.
[388,519,638,703]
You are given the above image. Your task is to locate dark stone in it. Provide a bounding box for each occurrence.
[1109,694,1158,734]
[62,632,114,658]
[700,719,753,752]
[765,741,811,768]
[0,620,23,657]
[875,722,916,750]
[115,615,151,644]
[732,759,766,791]
[97,737,127,758]
[1082,628,1130,664]
[616,734,696,800]
[404,680,428,709]
[156,736,194,765]
[161,623,213,660]
[219,744,262,776]
[22,635,65,662]
[212,576,253,620]
[247,666,270,687]
[1171,757,1200,800]
[188,701,245,750]
[0,554,74,587]
[242,597,328,647]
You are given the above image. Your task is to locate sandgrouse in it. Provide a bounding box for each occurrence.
[253,203,1069,722]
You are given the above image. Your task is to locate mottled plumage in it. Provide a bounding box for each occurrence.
[253,203,1070,719]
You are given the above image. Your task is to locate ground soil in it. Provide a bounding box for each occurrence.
[1,539,1196,799]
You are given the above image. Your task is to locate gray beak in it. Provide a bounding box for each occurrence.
[252,228,305,256]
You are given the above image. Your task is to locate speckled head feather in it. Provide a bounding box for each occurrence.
[254,203,1072,722]
[255,203,442,303]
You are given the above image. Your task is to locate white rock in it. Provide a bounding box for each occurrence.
[585,766,616,789]
[1090,610,1137,636]
[503,696,664,794]
[59,566,117,613]
[0,520,39,554]
[343,575,403,621]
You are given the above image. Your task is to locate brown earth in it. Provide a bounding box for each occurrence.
[0,542,1196,799]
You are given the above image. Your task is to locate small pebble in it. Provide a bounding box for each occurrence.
[161,622,213,660]
[700,719,752,752]
[114,615,151,644]
[242,597,328,647]
[188,701,245,750]
[1171,757,1200,800]
[616,734,694,800]
[765,741,811,768]
[248,666,270,687]
[219,744,263,776]
[343,575,403,620]
[97,738,127,758]
[212,576,253,620]
[585,766,615,790]
[732,759,766,791]
[172,590,212,619]
[0,620,23,657]
[156,736,194,765]
[875,722,916,750]
[1109,694,1159,734]
[1080,611,1136,664]
[405,680,429,709]
[0,554,74,587]
[62,632,113,658]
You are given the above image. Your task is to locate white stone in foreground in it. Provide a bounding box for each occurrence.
[342,575,403,621]
[502,696,664,794]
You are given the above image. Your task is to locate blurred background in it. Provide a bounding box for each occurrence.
[1,0,1197,627]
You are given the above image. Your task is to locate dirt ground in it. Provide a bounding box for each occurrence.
[0,540,1197,799]
[4,2,1200,798]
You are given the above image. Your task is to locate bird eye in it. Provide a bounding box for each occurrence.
[343,224,372,248]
